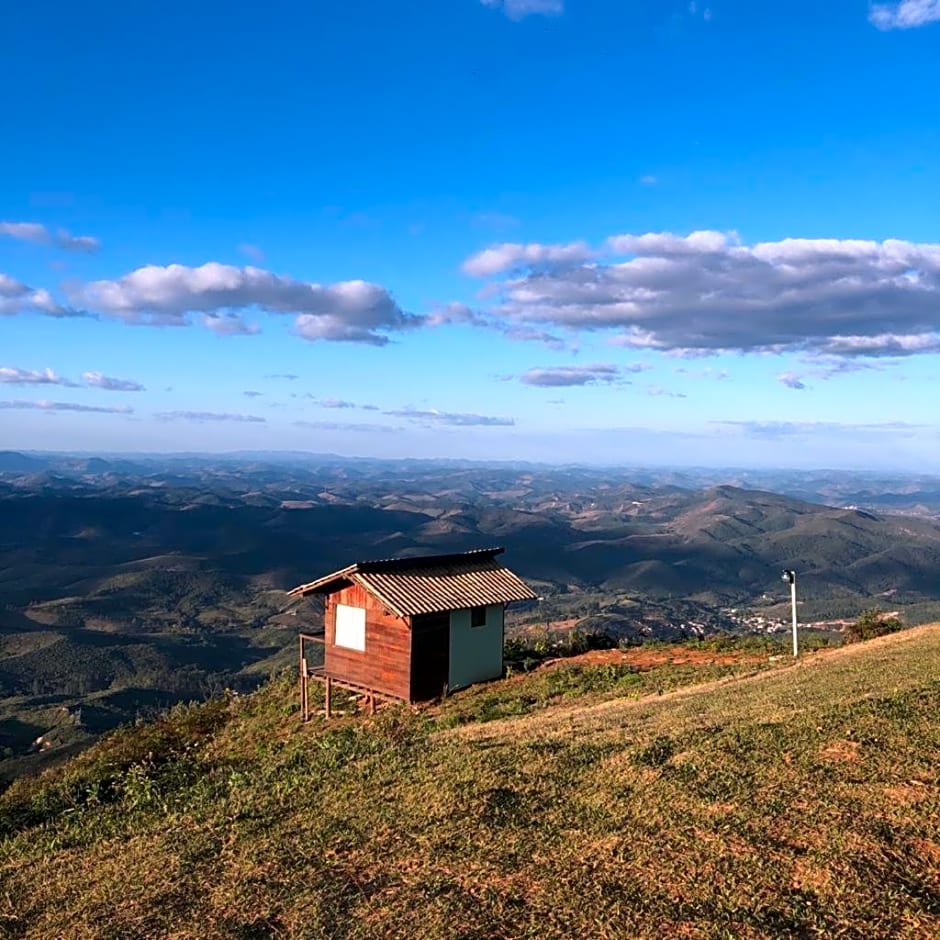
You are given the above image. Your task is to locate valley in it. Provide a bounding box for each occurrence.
[3,451,940,783]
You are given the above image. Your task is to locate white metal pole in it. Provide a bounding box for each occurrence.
[791,576,798,658]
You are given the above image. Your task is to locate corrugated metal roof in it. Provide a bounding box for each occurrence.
[287,548,537,618]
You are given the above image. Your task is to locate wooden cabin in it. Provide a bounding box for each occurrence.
[290,548,536,713]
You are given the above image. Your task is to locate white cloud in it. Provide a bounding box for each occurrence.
[0,400,132,414]
[808,358,886,380]
[71,262,419,345]
[585,360,653,374]
[319,398,357,409]
[428,302,567,350]
[462,241,593,276]
[57,232,100,253]
[639,175,658,186]
[0,367,75,387]
[154,411,267,423]
[519,363,623,387]
[778,372,808,391]
[869,0,940,29]
[502,326,568,349]
[385,408,515,427]
[480,0,563,19]
[201,312,261,336]
[605,229,736,256]
[426,302,488,328]
[646,386,688,398]
[475,230,940,360]
[294,420,398,433]
[296,395,375,409]
[0,273,73,318]
[0,366,144,391]
[818,333,940,357]
[0,222,48,244]
[82,371,145,392]
[0,220,100,253]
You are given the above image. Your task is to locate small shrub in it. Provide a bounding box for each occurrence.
[503,628,617,672]
[844,608,903,644]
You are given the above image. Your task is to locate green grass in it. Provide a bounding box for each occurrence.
[436,659,764,727]
[1,627,939,938]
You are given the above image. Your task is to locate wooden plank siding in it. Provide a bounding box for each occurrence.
[323,583,412,700]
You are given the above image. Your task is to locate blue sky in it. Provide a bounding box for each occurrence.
[2,0,940,467]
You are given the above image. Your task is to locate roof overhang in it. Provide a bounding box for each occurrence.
[287,564,358,599]
[286,547,536,618]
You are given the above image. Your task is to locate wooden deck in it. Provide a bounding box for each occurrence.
[299,633,405,720]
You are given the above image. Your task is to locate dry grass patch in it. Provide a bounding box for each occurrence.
[1,627,939,938]
[820,739,862,762]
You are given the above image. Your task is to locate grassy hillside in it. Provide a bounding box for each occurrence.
[1,628,938,938]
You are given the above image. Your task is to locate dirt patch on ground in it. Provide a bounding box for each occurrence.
[820,740,862,763]
[883,783,936,805]
[912,839,940,868]
[791,859,833,893]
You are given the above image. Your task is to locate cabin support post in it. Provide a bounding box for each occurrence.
[298,635,307,722]
[302,658,309,722]
[325,676,332,719]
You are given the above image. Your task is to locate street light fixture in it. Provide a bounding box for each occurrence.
[781,569,798,657]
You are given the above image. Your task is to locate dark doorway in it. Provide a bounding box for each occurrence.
[410,612,450,701]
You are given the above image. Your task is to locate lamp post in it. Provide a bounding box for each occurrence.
[781,569,798,657]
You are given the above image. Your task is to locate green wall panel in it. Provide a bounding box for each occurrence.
[448,604,503,691]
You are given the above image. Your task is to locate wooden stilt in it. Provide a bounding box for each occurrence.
[301,657,309,721]
[325,676,332,720]
[298,636,306,721]
[368,693,376,716]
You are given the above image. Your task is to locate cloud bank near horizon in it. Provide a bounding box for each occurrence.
[8,228,940,367]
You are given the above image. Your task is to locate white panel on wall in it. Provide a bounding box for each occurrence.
[335,604,366,651]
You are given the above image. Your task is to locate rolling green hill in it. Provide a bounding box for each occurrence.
[1,627,938,938]
[4,461,940,784]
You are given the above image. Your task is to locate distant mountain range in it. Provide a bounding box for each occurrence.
[2,451,940,782]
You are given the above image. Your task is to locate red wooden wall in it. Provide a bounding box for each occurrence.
[324,583,413,700]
